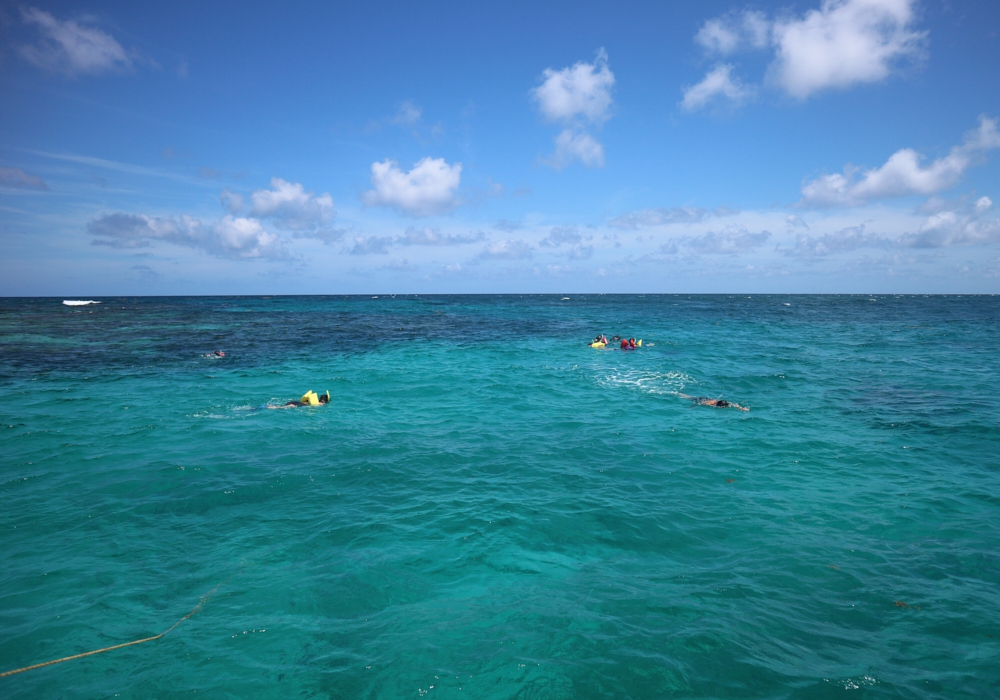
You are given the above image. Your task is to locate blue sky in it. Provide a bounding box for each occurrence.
[1,0,999,294]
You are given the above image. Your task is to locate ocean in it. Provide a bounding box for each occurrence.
[1,294,998,699]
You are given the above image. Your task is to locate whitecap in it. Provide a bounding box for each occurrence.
[63,300,100,306]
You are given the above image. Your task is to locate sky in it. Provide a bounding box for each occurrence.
[1,0,999,295]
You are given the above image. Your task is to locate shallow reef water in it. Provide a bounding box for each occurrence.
[1,294,998,699]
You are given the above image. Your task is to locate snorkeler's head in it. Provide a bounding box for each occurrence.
[319,394,329,404]
[717,400,729,407]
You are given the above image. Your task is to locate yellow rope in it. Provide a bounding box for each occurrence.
[0,584,220,679]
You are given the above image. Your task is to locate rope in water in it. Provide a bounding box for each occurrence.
[0,584,220,679]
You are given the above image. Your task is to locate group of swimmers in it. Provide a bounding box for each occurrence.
[590,333,749,412]
[591,334,641,350]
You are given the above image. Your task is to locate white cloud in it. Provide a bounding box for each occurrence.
[88,213,284,259]
[696,11,770,54]
[801,116,1000,206]
[361,157,462,217]
[348,236,393,255]
[534,49,614,169]
[686,0,924,105]
[608,206,738,229]
[683,225,771,254]
[0,167,48,190]
[786,223,890,257]
[18,7,131,76]
[771,0,925,99]
[396,226,484,246]
[539,226,582,247]
[897,196,1000,248]
[477,239,533,260]
[249,178,334,230]
[547,129,605,168]
[681,64,754,110]
[533,48,614,123]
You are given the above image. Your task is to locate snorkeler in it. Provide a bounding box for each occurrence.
[679,393,749,412]
[267,390,330,409]
[203,350,226,358]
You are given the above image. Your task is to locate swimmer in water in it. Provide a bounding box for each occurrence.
[267,392,330,409]
[203,350,226,358]
[679,393,749,412]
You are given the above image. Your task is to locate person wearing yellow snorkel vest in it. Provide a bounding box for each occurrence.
[267,390,330,409]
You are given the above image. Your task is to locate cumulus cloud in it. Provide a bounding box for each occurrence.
[682,64,754,111]
[533,48,614,123]
[534,49,614,168]
[696,10,770,54]
[608,206,738,229]
[18,7,131,76]
[88,213,285,259]
[0,167,48,190]
[477,239,533,260]
[396,226,484,246]
[801,116,1000,206]
[361,157,462,217]
[565,244,594,260]
[547,129,605,168]
[249,178,334,230]
[348,236,393,255]
[539,226,582,247]
[687,0,925,103]
[682,225,771,254]
[897,196,1000,248]
[786,223,890,257]
[770,0,925,99]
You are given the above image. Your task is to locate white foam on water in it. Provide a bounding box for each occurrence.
[63,300,100,306]
[597,368,694,396]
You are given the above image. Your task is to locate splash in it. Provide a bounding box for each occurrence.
[597,368,694,395]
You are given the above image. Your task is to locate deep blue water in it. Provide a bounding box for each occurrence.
[1,294,999,699]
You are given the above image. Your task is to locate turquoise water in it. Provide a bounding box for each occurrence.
[1,295,999,699]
